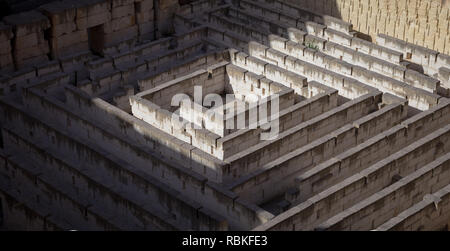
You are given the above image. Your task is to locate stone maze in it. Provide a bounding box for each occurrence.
[0,0,450,231]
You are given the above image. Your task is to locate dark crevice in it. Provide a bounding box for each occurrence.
[43,27,52,60]
[87,24,106,57]
[9,25,17,71]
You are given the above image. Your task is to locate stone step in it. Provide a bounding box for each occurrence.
[249,41,379,100]
[376,184,450,231]
[377,34,448,76]
[227,92,410,205]
[2,126,180,230]
[1,95,227,230]
[282,124,450,230]
[223,89,386,184]
[0,149,122,231]
[1,89,259,230]
[316,151,450,231]
[261,36,442,110]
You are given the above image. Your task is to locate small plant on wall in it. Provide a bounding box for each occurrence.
[305,42,319,51]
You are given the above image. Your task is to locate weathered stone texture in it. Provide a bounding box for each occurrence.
[1,0,450,232]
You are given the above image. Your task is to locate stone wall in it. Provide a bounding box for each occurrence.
[0,86,273,230]
[254,100,450,230]
[319,151,450,230]
[277,0,450,54]
[0,0,182,71]
[376,183,450,231]
[1,0,449,231]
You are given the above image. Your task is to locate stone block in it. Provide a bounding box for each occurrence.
[0,23,13,42]
[112,0,135,8]
[3,10,50,37]
[36,61,61,76]
[51,22,77,37]
[248,41,268,58]
[0,53,13,68]
[104,16,136,33]
[138,21,155,37]
[16,55,49,69]
[287,27,306,44]
[15,32,44,49]
[39,1,77,25]
[87,11,111,28]
[112,4,135,19]
[136,0,154,12]
[14,43,50,60]
[305,21,326,37]
[0,40,12,55]
[52,30,88,50]
[76,17,88,30]
[84,0,112,16]
[136,10,155,23]
[268,34,287,51]
[104,25,139,47]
